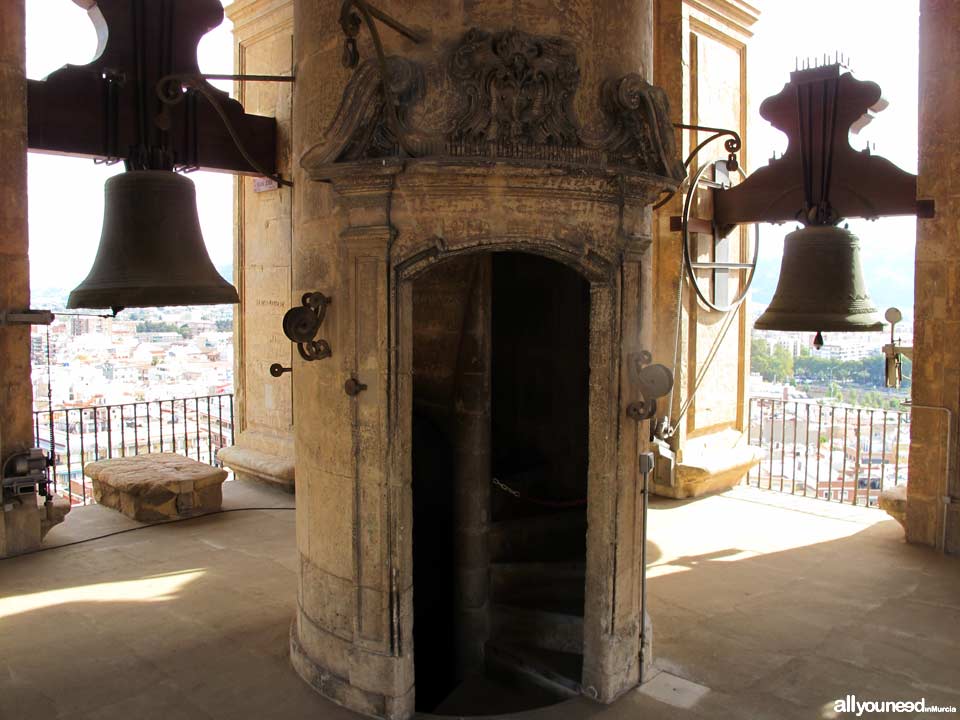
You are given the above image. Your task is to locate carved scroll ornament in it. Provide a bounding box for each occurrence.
[595,74,686,182]
[301,56,424,167]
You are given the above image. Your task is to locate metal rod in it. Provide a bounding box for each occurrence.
[841,408,849,503]
[94,407,101,461]
[803,403,811,497]
[747,398,754,485]
[815,404,822,495]
[881,410,889,494]
[689,262,756,270]
[853,409,863,506]
[780,402,787,492]
[63,410,72,503]
[638,460,651,682]
[229,394,235,445]
[894,410,902,485]
[206,396,213,464]
[195,397,201,462]
[120,405,126,457]
[194,73,295,82]
[867,409,876,504]
[768,401,775,490]
[362,1,427,43]
[79,409,86,504]
[790,402,797,494]
[107,407,113,460]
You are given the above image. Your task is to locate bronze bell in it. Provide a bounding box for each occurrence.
[67,171,240,310]
[754,224,884,333]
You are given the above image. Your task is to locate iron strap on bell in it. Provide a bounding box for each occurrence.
[67,171,239,311]
[754,224,884,334]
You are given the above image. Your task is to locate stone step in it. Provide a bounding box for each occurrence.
[491,560,587,598]
[485,641,583,698]
[431,670,564,716]
[492,575,585,614]
[489,509,587,562]
[490,603,584,654]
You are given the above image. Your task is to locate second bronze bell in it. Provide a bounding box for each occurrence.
[754,224,884,333]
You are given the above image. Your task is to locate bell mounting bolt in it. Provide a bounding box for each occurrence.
[282,292,333,362]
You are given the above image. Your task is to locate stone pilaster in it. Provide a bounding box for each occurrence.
[909,0,960,552]
[0,0,68,557]
[218,0,296,491]
[650,0,761,499]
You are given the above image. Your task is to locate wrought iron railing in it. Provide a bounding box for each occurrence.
[746,397,910,507]
[32,394,235,506]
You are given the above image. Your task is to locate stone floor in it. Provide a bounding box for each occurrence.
[1,480,958,720]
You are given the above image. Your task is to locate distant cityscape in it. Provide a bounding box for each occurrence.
[30,286,234,411]
[29,286,236,504]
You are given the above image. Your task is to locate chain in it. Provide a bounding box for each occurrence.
[491,477,586,508]
[492,477,521,498]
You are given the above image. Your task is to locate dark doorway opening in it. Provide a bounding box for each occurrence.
[411,252,590,715]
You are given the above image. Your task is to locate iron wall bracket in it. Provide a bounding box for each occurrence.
[282,293,333,362]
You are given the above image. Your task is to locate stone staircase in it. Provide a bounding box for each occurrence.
[485,507,587,700]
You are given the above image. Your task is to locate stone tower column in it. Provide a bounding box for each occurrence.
[0,0,41,557]
[909,0,960,552]
[290,1,676,717]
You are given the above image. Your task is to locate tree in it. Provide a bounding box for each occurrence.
[771,344,794,382]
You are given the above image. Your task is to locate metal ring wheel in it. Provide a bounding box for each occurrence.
[681,161,759,312]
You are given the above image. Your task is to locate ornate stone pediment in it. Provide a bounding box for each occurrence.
[301,28,684,188]
[448,28,580,146]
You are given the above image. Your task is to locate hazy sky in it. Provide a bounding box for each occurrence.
[26,0,920,314]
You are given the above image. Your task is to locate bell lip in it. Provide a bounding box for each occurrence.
[66,285,240,310]
[753,316,885,332]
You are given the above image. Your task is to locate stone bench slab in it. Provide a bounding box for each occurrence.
[84,453,228,522]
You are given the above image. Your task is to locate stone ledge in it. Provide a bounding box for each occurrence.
[879,484,908,532]
[218,445,295,493]
[84,453,227,522]
[653,436,765,499]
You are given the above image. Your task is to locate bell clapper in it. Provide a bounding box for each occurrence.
[813,331,824,351]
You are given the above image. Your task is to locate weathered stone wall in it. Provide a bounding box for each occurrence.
[651,0,760,498]
[219,0,295,490]
[909,0,960,552]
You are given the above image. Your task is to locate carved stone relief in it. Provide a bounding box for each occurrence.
[448,28,580,146]
[302,56,424,166]
[301,28,685,184]
[594,74,687,182]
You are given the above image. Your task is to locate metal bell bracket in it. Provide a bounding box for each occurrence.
[282,292,333,362]
[0,309,55,327]
[626,351,675,422]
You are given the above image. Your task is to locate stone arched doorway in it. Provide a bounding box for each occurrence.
[406,251,591,714]
[290,154,665,719]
